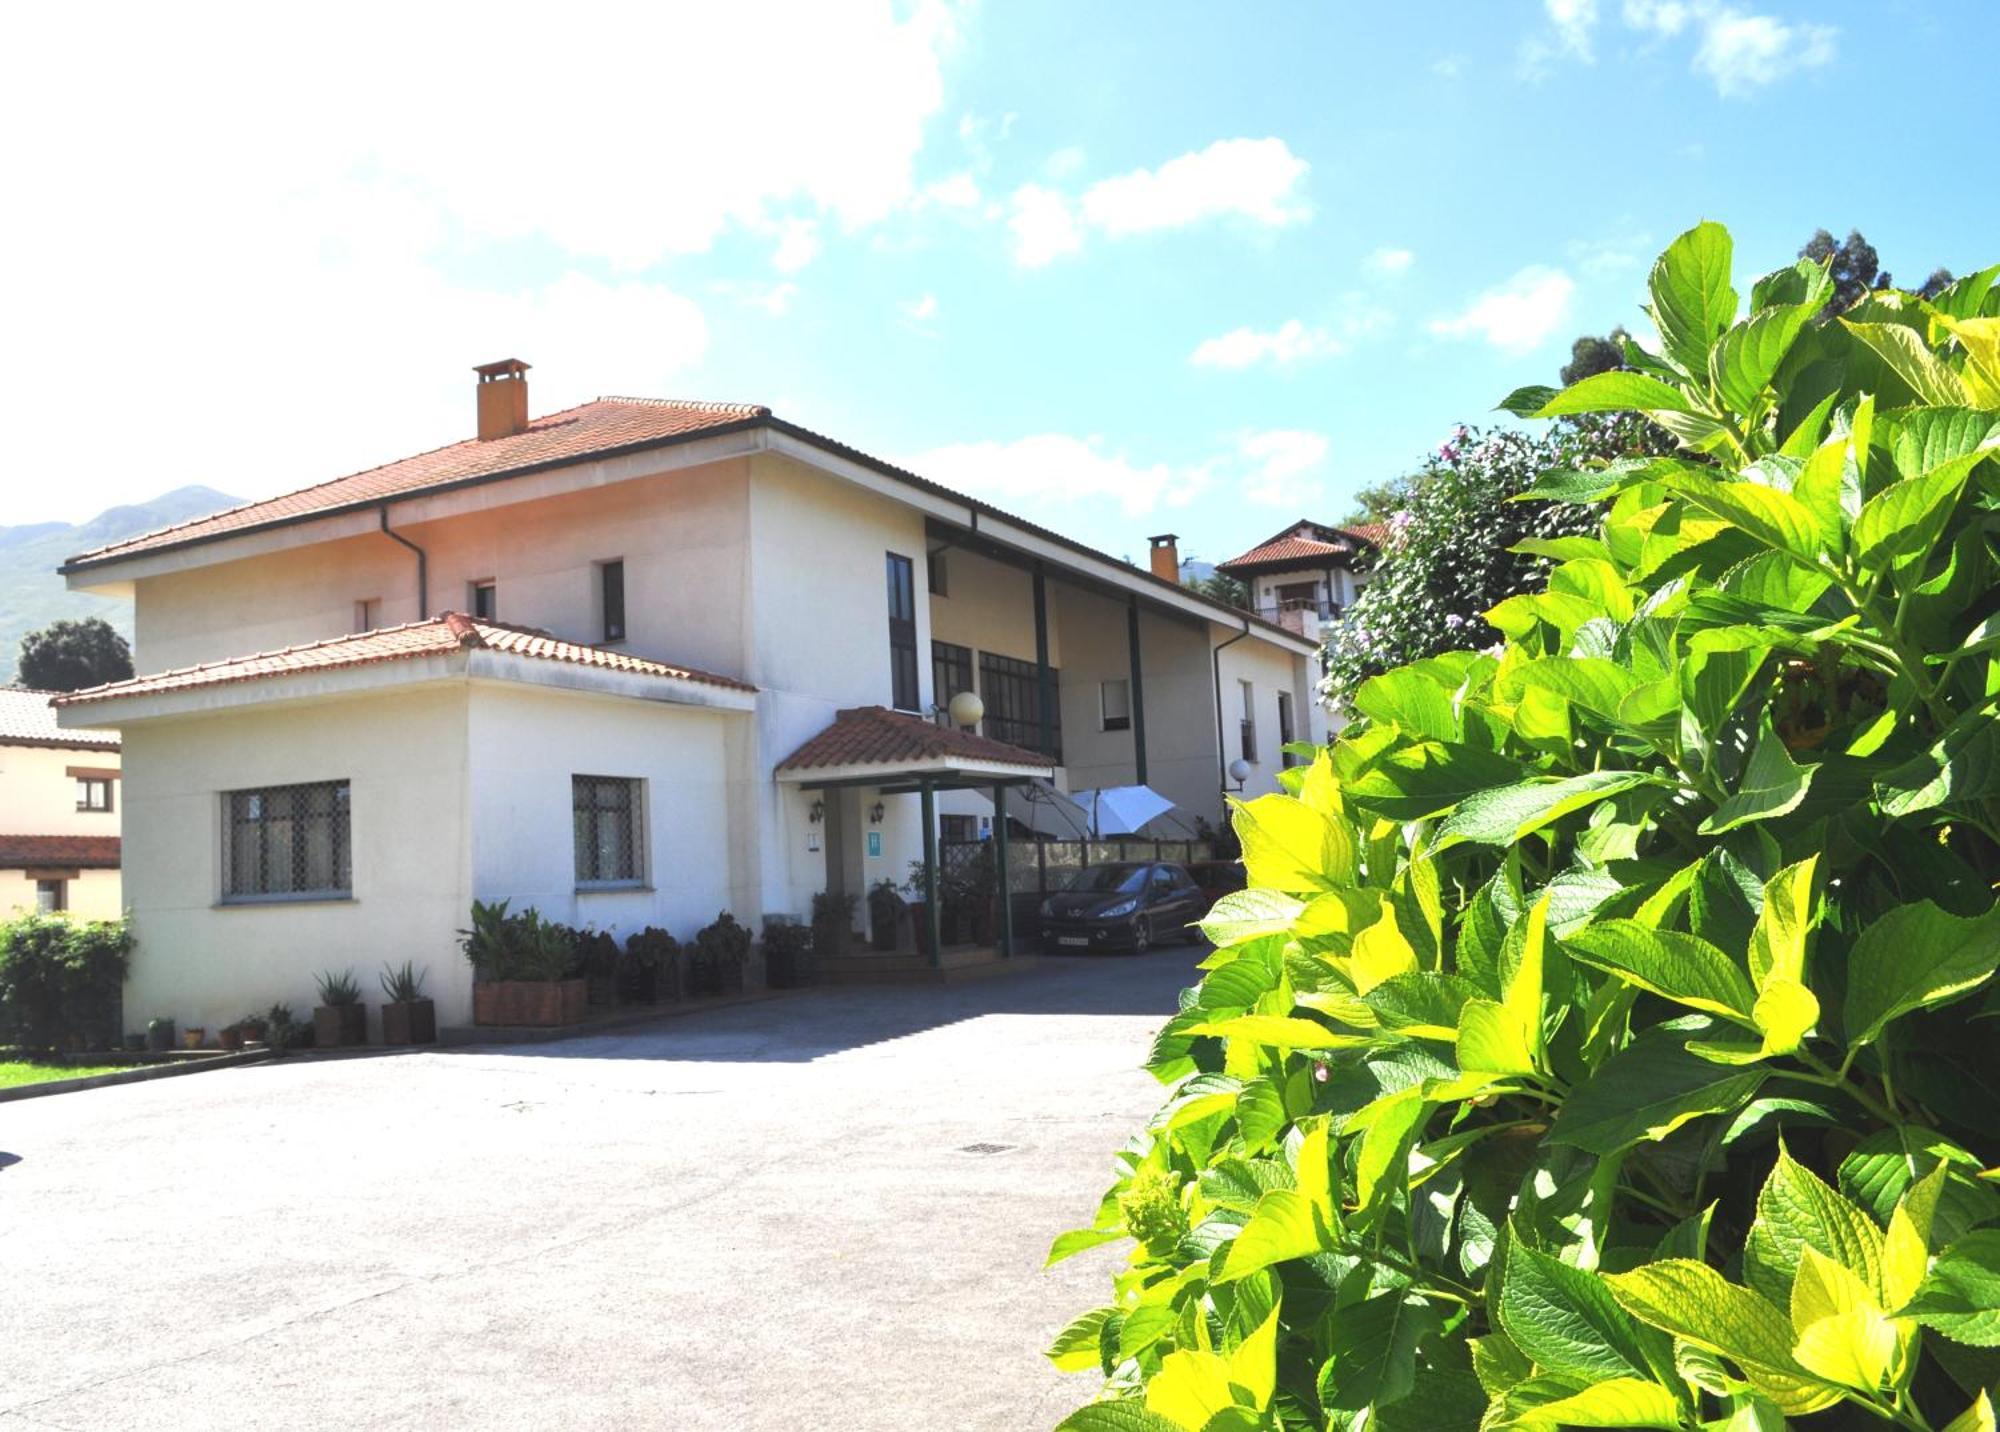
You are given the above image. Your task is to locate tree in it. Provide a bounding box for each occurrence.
[1185,571,1250,610]
[1801,226,1953,319]
[16,617,133,692]
[1045,220,2000,1432]
[1338,479,1402,527]
[1558,324,1633,385]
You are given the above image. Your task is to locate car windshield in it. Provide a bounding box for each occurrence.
[1068,864,1149,894]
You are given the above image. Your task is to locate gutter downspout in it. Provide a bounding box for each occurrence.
[1213,616,1251,808]
[379,505,428,619]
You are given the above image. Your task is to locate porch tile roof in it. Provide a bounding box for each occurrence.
[53,612,754,707]
[776,706,1053,775]
[0,835,121,869]
[0,688,121,749]
[65,398,770,568]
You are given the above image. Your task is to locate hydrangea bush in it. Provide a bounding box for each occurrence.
[1046,224,2000,1432]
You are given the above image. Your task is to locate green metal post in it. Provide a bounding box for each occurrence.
[994,784,1014,958]
[921,781,942,968]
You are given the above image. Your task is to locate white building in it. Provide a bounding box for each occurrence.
[1215,518,1383,644]
[54,361,1323,1031]
[0,688,122,919]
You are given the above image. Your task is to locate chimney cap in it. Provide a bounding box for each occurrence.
[473,358,531,381]
[1147,533,1180,546]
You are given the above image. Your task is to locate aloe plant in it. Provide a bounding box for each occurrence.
[1046,226,2000,1431]
[378,961,427,1003]
[314,968,362,1006]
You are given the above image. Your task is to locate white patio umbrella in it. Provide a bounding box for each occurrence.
[967,779,1093,838]
[1069,784,1177,838]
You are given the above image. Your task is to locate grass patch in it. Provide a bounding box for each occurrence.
[0,1060,130,1090]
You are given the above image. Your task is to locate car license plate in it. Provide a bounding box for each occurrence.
[1058,936,1089,947]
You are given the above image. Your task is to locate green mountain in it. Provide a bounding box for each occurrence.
[0,486,242,683]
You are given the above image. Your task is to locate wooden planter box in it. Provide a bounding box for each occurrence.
[473,979,587,1027]
[619,960,681,1005]
[313,1004,368,1048]
[381,999,437,1046]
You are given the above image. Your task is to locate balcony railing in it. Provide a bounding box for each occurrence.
[1253,600,1344,638]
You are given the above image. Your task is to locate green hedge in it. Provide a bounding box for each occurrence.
[0,912,132,1053]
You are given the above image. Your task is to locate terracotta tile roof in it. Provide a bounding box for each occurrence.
[65,398,770,569]
[54,613,753,708]
[777,706,1054,774]
[1216,520,1385,574]
[0,835,121,869]
[0,688,120,749]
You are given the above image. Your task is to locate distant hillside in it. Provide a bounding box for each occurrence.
[0,486,242,683]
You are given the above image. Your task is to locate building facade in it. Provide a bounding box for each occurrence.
[0,688,122,919]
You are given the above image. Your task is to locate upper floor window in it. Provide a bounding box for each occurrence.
[1239,679,1258,763]
[355,597,382,632]
[223,780,351,901]
[932,640,973,724]
[1101,678,1131,733]
[599,560,626,643]
[980,652,1061,762]
[36,879,66,913]
[573,775,643,885]
[927,548,950,598]
[75,774,114,813]
[471,580,497,621]
[886,553,919,712]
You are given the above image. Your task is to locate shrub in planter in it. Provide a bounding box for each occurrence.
[218,1022,246,1052]
[578,929,621,1007]
[621,927,680,1004]
[0,913,133,1054]
[867,880,905,952]
[263,1003,303,1055]
[762,918,815,989]
[461,899,587,1027]
[811,890,856,964]
[313,968,368,1048]
[690,912,750,995]
[1044,225,2000,1431]
[378,961,435,1046]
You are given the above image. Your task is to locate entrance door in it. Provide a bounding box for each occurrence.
[823,788,867,936]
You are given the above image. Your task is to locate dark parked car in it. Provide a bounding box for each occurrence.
[1038,861,1207,955]
[1186,859,1247,913]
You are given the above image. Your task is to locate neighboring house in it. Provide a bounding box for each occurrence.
[52,361,1324,1031]
[1215,519,1385,643]
[0,688,122,919]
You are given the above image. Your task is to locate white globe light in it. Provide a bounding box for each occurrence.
[947,690,985,728]
[1227,758,1252,784]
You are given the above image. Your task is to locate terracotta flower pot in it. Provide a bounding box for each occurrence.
[381,999,437,1046]
[473,979,586,1027]
[314,1004,368,1048]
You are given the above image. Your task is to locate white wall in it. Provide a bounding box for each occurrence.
[0,867,121,921]
[0,742,123,836]
[1217,636,1318,799]
[117,684,473,1038]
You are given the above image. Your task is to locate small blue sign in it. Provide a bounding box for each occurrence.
[867,831,883,858]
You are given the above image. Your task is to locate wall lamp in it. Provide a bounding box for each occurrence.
[868,801,886,825]
[808,799,825,825]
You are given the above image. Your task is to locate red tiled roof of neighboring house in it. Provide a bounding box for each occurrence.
[0,687,121,749]
[53,612,753,708]
[777,705,1054,774]
[1216,520,1386,574]
[64,397,771,569]
[0,835,121,869]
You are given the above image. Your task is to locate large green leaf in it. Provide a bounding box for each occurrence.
[1534,370,1698,417]
[1710,303,1816,412]
[1354,668,1460,742]
[1843,898,2000,1047]
[1699,723,1816,834]
[1232,793,1357,893]
[1514,658,1638,726]
[1904,1232,2000,1346]
[1198,889,1305,947]
[1842,319,1970,406]
[1742,1145,1886,1310]
[1046,1307,1116,1371]
[1495,1236,1661,1381]
[1562,921,1755,1020]
[1649,222,1737,376]
[1319,1292,1442,1411]
[1549,1030,1766,1153]
[1435,772,1662,849]
[1503,1379,1684,1431]
[1751,257,1835,316]
[1660,473,1822,561]
[1854,462,1977,572]
[1604,1260,1839,1415]
[1216,1189,1331,1282]
[1343,741,1529,822]
[1875,711,2000,817]
[1055,1401,1186,1431]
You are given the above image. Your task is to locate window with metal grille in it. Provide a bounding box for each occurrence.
[573,775,643,884]
[931,640,973,724]
[223,780,351,900]
[886,553,919,711]
[979,651,1061,761]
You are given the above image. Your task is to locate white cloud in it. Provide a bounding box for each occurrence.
[1622,0,1693,34]
[920,171,982,209]
[1190,320,1345,371]
[1430,267,1576,353]
[1567,230,1651,275]
[1008,183,1084,267]
[756,282,800,317]
[1080,138,1310,237]
[1235,430,1330,508]
[1364,246,1415,277]
[771,218,822,274]
[1546,0,1601,58]
[1044,146,1088,179]
[1693,9,1836,95]
[1432,54,1466,78]
[901,293,939,323]
[909,435,1204,517]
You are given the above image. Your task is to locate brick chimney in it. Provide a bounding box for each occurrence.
[474,358,531,440]
[1147,533,1180,582]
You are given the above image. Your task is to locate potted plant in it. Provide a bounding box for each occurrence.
[812,891,855,964]
[866,880,904,952]
[379,961,436,1046]
[218,1021,245,1052]
[690,912,750,995]
[146,1017,174,1052]
[762,918,815,989]
[238,1013,268,1048]
[313,968,368,1048]
[264,1003,300,1055]
[182,1026,206,1049]
[463,899,588,1027]
[579,929,620,1007]
[620,927,680,1004]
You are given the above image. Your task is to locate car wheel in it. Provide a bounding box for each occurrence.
[1131,917,1151,955]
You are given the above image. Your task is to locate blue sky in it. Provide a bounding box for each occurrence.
[4,1,1996,569]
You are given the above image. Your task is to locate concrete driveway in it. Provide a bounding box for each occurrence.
[0,950,1199,1430]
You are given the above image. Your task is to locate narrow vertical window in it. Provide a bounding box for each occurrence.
[1277,690,1296,765]
[471,581,497,620]
[355,598,382,632]
[931,641,973,725]
[35,879,67,913]
[886,552,919,712]
[927,548,949,598]
[600,560,626,642]
[1101,678,1132,732]
[1239,679,1258,762]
